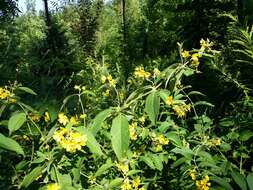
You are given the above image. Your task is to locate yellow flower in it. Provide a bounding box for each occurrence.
[191,53,200,69]
[129,122,138,141]
[213,138,221,146]
[196,175,211,190]
[31,114,40,122]
[192,53,199,62]
[44,112,50,123]
[139,116,145,124]
[58,112,69,125]
[80,113,87,119]
[200,38,213,52]
[181,50,190,58]
[157,134,169,145]
[22,135,30,141]
[116,162,129,175]
[102,89,110,97]
[47,183,60,190]
[0,87,11,99]
[134,67,151,79]
[88,175,96,184]
[153,68,160,76]
[189,168,197,181]
[53,128,87,153]
[166,96,174,105]
[101,75,107,83]
[155,144,163,152]
[81,86,86,91]
[70,116,78,125]
[133,176,141,189]
[139,187,145,190]
[209,138,222,146]
[74,85,81,91]
[8,98,16,103]
[109,79,117,87]
[173,105,186,118]
[121,178,131,190]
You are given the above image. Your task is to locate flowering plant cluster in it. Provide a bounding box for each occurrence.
[1,40,252,190]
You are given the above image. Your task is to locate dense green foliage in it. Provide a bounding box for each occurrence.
[1,0,253,190]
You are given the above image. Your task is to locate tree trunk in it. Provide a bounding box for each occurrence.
[121,0,129,80]
[237,0,245,25]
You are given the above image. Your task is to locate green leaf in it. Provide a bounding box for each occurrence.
[62,186,77,190]
[111,114,130,160]
[247,173,253,190]
[8,112,26,134]
[18,87,37,95]
[145,91,160,125]
[194,101,214,107]
[95,161,113,177]
[140,155,155,169]
[21,165,45,188]
[231,171,247,190]
[171,157,187,168]
[127,170,143,176]
[210,176,233,190]
[239,130,253,141]
[219,119,234,127]
[166,132,182,147]
[158,90,170,103]
[188,91,206,97]
[220,143,231,152]
[171,147,194,160]
[90,108,113,135]
[109,178,123,188]
[151,154,163,171]
[59,174,72,188]
[77,127,103,156]
[0,133,24,156]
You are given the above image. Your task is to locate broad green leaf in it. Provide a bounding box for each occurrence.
[95,161,113,177]
[171,157,187,168]
[188,91,206,97]
[127,170,143,176]
[194,101,214,107]
[47,105,58,122]
[220,143,231,152]
[21,165,45,188]
[111,114,130,160]
[0,133,24,156]
[151,154,163,171]
[77,127,103,156]
[62,186,77,190]
[210,176,233,190]
[166,132,182,147]
[59,174,73,188]
[158,90,170,103]
[15,160,29,171]
[219,119,234,127]
[18,86,37,95]
[171,147,194,160]
[72,157,85,184]
[183,68,195,76]
[90,108,113,135]
[247,173,253,190]
[109,178,123,188]
[145,91,160,125]
[8,112,26,134]
[239,130,253,141]
[231,171,247,190]
[140,155,155,169]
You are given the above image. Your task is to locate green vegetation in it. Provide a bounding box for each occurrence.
[1,0,253,190]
